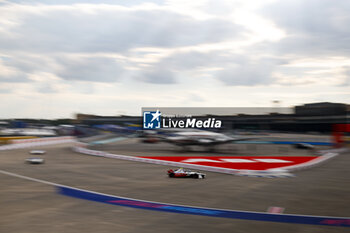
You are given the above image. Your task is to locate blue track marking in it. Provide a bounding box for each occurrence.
[58,186,350,227]
[271,141,333,146]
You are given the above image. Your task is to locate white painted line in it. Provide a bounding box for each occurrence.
[73,144,344,175]
[73,146,239,175]
[220,158,256,163]
[181,158,223,163]
[254,159,292,163]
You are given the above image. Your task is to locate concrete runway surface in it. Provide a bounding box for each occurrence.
[0,137,349,233]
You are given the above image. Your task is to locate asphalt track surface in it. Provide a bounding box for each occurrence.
[0,137,349,233]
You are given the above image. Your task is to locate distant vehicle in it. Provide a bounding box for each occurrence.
[167,168,206,179]
[141,137,159,143]
[29,150,46,155]
[159,129,256,150]
[293,143,315,150]
[1,128,56,137]
[26,158,45,164]
[93,124,141,135]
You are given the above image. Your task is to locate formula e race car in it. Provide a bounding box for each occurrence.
[293,143,315,150]
[167,168,206,179]
[29,150,46,155]
[25,158,45,164]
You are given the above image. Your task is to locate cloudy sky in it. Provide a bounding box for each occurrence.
[0,0,349,118]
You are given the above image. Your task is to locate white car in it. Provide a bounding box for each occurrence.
[26,158,45,164]
[29,150,46,155]
[167,168,206,179]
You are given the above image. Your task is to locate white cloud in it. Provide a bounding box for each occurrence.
[0,0,349,118]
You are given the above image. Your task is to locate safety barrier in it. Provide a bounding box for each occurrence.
[0,136,38,145]
[58,185,350,227]
[73,144,239,174]
[0,136,76,151]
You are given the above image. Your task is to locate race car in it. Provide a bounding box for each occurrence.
[167,168,206,179]
[25,158,45,164]
[141,137,159,143]
[293,143,315,150]
[29,150,46,155]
